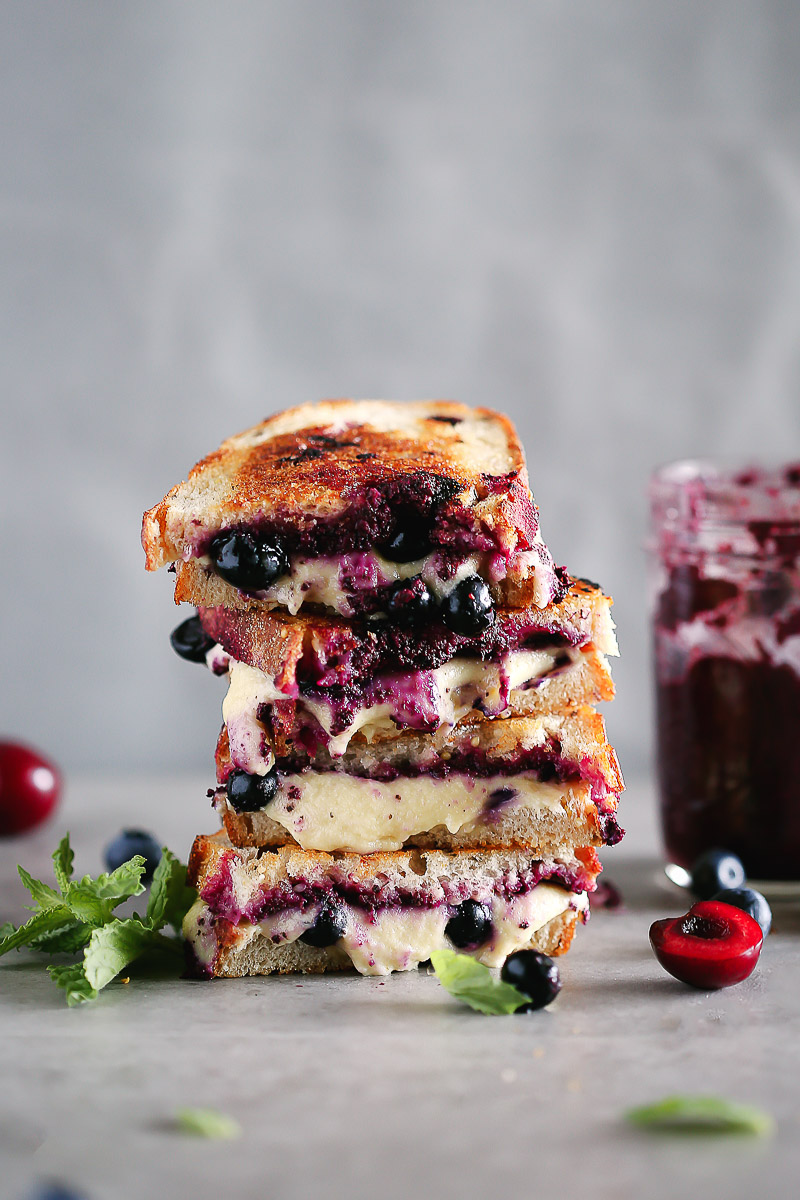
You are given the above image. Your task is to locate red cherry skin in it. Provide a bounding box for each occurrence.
[649,900,763,989]
[0,741,62,836]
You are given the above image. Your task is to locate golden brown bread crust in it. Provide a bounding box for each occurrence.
[142,400,536,571]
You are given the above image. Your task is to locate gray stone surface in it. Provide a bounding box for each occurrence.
[1,775,798,1200]
[3,3,800,779]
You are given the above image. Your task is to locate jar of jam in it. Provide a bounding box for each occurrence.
[650,460,800,884]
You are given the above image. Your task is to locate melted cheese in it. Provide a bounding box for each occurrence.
[248,774,585,853]
[196,547,561,617]
[184,884,585,977]
[222,644,581,766]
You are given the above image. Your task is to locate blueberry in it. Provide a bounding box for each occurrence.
[300,900,348,947]
[441,575,495,635]
[29,1184,87,1200]
[445,899,493,948]
[500,950,562,1011]
[226,768,279,813]
[209,530,289,593]
[104,829,161,882]
[712,887,772,937]
[381,527,432,563]
[385,575,435,624]
[690,849,746,899]
[169,614,215,663]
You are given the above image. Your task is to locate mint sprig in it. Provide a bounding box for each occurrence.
[626,1096,774,1137]
[430,949,528,1015]
[0,833,196,1005]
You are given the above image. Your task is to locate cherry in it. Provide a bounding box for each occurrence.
[0,741,62,836]
[649,900,763,989]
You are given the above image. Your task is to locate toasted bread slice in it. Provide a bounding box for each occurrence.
[143,400,566,613]
[200,577,616,759]
[184,830,597,976]
[213,705,623,854]
[198,576,617,689]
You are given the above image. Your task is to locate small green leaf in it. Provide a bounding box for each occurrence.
[0,908,75,957]
[28,922,92,955]
[17,866,63,912]
[146,849,197,932]
[0,922,14,940]
[83,918,154,991]
[175,1108,242,1140]
[430,949,528,1015]
[48,962,98,1006]
[63,884,114,927]
[52,834,74,892]
[626,1096,774,1137]
[76,856,147,903]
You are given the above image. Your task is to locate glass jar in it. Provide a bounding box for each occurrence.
[649,459,800,884]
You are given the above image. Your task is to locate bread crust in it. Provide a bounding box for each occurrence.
[186,829,601,898]
[143,400,537,571]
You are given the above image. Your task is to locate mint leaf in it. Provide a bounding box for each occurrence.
[28,923,92,955]
[626,1096,774,1137]
[83,918,155,991]
[147,849,196,932]
[48,962,98,1006]
[75,856,146,903]
[430,949,528,1015]
[62,884,114,927]
[175,1108,242,1140]
[1,837,192,1005]
[52,833,74,892]
[0,908,75,956]
[17,865,63,912]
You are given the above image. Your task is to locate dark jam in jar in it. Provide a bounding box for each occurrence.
[651,460,800,882]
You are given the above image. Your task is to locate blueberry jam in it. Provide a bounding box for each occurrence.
[651,461,800,879]
[201,858,594,928]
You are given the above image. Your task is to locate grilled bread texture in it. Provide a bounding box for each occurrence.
[144,400,537,568]
[142,400,565,611]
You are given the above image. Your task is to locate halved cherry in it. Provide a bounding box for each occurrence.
[649,900,763,989]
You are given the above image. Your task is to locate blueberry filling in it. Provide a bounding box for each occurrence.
[226,768,279,813]
[385,575,435,624]
[209,530,289,593]
[445,899,493,948]
[441,575,495,635]
[170,614,216,663]
[300,900,348,947]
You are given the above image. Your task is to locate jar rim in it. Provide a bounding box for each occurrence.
[650,457,800,529]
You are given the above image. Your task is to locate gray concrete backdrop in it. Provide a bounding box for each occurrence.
[2,1,800,784]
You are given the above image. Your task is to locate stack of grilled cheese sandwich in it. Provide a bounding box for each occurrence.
[142,400,623,978]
